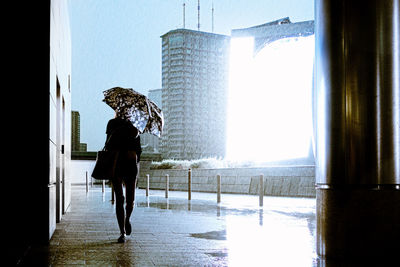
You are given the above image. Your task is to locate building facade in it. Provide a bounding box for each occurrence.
[160,29,230,160]
[148,88,162,107]
[229,17,315,163]
[49,0,72,238]
[71,110,87,152]
[141,88,162,152]
[71,111,80,151]
[231,17,314,54]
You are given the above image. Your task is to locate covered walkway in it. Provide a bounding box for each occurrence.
[21,185,316,266]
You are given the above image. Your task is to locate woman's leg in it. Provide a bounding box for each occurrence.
[112,177,125,236]
[124,154,138,235]
[125,151,138,222]
[124,177,137,223]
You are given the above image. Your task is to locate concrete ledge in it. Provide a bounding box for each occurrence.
[138,165,316,197]
[71,151,97,160]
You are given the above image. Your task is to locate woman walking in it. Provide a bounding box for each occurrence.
[105,111,142,243]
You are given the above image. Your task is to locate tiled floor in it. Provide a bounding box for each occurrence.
[21,185,317,266]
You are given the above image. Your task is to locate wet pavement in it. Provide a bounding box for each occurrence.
[22,185,317,266]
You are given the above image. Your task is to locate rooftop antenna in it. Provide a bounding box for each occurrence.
[211,1,214,32]
[197,0,200,31]
[183,1,186,28]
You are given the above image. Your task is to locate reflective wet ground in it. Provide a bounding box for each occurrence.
[21,185,317,266]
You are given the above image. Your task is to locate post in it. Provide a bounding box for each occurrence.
[111,184,115,203]
[188,168,192,200]
[259,174,264,207]
[217,174,221,203]
[102,180,105,193]
[165,174,169,198]
[146,174,150,197]
[86,171,88,193]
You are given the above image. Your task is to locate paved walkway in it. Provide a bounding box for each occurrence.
[22,185,317,266]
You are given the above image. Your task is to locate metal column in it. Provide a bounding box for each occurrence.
[315,0,400,259]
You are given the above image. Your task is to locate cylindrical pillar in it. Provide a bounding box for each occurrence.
[315,0,400,260]
[165,174,169,198]
[111,184,115,203]
[217,174,221,203]
[85,171,88,193]
[146,174,150,197]
[259,175,264,207]
[188,168,192,200]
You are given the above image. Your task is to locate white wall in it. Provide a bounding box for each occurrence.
[70,160,96,184]
[50,0,72,237]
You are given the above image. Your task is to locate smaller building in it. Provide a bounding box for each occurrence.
[71,110,87,152]
[140,88,163,153]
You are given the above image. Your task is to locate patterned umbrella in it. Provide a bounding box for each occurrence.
[102,87,164,137]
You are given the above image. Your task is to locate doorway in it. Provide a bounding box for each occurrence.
[56,78,65,223]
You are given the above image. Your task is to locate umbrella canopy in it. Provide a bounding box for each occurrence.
[103,87,164,137]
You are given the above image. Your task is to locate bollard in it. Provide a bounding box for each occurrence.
[102,180,105,193]
[111,184,115,203]
[259,174,264,207]
[146,174,150,197]
[217,174,221,203]
[188,168,192,200]
[86,171,88,193]
[165,174,169,198]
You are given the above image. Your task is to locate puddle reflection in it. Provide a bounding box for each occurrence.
[259,208,263,226]
[226,213,316,266]
[136,194,317,266]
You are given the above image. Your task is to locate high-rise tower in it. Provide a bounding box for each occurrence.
[160,29,230,160]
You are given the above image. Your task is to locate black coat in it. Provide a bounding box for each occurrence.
[105,118,142,179]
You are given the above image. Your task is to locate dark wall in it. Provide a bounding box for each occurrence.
[6,1,51,265]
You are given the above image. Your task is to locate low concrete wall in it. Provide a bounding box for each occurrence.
[138,166,316,197]
[70,152,161,185]
[70,159,96,185]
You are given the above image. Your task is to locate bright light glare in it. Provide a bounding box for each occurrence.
[226,35,315,162]
[226,214,315,267]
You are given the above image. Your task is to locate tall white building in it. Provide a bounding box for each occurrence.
[160,29,230,160]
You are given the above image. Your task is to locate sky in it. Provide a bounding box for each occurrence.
[68,0,314,151]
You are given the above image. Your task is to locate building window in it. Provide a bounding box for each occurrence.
[169,35,183,47]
